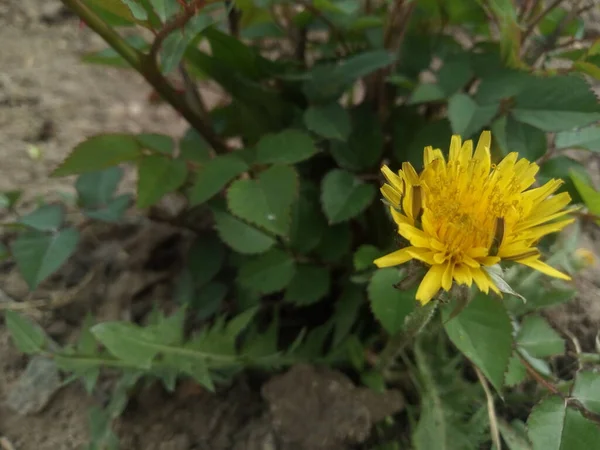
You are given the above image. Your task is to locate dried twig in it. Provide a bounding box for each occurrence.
[475,367,502,450]
[0,437,16,450]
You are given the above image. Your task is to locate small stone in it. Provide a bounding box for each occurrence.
[5,356,61,415]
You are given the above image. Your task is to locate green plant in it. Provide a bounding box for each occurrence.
[2,0,600,448]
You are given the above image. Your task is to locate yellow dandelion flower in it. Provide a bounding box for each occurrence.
[374,130,575,305]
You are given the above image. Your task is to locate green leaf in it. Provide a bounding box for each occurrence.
[149,0,179,22]
[82,35,149,67]
[0,243,9,262]
[332,285,363,346]
[303,50,396,102]
[303,103,351,141]
[75,167,124,208]
[475,69,532,104]
[505,352,528,387]
[330,105,384,171]
[505,283,575,315]
[368,268,417,334]
[18,205,64,231]
[556,126,600,152]
[136,155,187,208]
[289,184,327,254]
[517,316,565,358]
[188,154,247,206]
[408,84,446,104]
[4,311,47,354]
[255,130,318,164]
[227,165,298,236]
[84,0,143,25]
[321,169,376,224]
[443,292,513,393]
[402,119,452,168]
[52,134,141,176]
[353,245,383,271]
[284,264,330,306]
[237,248,295,294]
[160,11,216,74]
[512,75,600,132]
[448,93,499,138]
[85,194,131,223]
[0,190,22,210]
[91,322,161,368]
[191,281,227,319]
[137,133,174,155]
[120,0,148,20]
[570,170,600,216]
[498,419,533,450]
[437,57,473,95]
[315,223,352,263]
[179,128,211,163]
[572,371,600,415]
[87,407,119,450]
[187,234,226,287]
[11,228,80,290]
[506,116,547,161]
[539,156,587,204]
[527,395,600,450]
[212,208,275,254]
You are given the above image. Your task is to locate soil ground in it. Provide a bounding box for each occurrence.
[0,1,599,449]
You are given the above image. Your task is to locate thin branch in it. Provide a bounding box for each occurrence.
[178,63,210,121]
[149,0,205,61]
[61,0,144,71]
[522,0,565,43]
[519,352,600,426]
[225,0,241,37]
[475,367,502,450]
[61,0,229,154]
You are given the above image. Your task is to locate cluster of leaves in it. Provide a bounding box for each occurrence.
[2,0,600,448]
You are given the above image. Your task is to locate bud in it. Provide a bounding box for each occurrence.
[573,248,596,270]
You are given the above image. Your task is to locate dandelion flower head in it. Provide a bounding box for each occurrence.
[375,131,575,304]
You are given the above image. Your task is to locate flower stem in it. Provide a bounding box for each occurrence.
[378,300,438,373]
[60,0,228,154]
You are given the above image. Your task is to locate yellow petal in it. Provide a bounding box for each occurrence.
[478,256,501,266]
[459,139,473,167]
[523,179,563,204]
[453,264,472,286]
[424,146,435,165]
[449,135,462,162]
[381,165,404,193]
[416,264,446,304]
[381,185,401,207]
[471,268,490,294]
[517,257,571,280]
[398,223,432,247]
[442,262,454,290]
[522,218,575,241]
[390,208,411,226]
[374,248,413,268]
[402,162,420,186]
[407,247,436,265]
[473,131,491,174]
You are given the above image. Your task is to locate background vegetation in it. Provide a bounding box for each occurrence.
[2,0,600,448]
